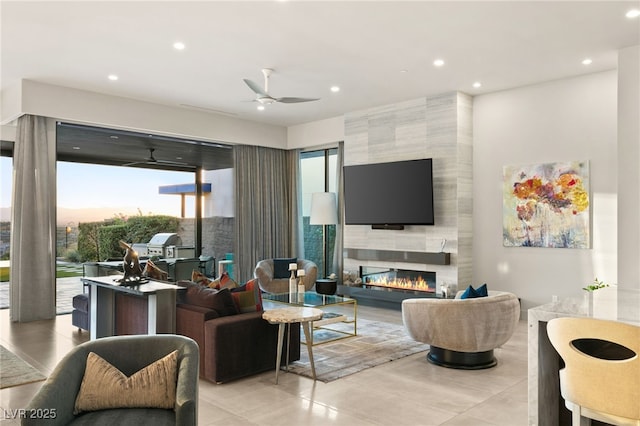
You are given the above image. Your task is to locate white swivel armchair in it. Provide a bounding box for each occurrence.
[402,291,520,369]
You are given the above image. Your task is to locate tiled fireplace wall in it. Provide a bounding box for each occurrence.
[343,91,473,290]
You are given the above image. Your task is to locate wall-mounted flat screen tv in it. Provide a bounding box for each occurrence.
[343,158,434,227]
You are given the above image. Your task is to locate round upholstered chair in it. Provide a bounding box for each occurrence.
[547,317,640,426]
[254,259,318,294]
[402,290,520,369]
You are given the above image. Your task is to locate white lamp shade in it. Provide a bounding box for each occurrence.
[310,192,338,225]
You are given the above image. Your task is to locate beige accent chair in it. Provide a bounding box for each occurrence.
[547,317,640,426]
[402,291,520,369]
[254,259,318,294]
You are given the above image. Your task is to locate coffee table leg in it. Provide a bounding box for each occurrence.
[275,323,286,384]
[302,321,316,380]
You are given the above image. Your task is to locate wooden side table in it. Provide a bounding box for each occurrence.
[262,306,323,384]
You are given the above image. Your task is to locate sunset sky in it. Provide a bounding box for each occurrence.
[1,158,195,222]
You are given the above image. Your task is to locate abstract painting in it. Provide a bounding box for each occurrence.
[503,161,590,248]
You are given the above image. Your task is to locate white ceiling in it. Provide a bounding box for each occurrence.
[2,1,639,128]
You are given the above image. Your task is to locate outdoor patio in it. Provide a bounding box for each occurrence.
[0,262,84,315]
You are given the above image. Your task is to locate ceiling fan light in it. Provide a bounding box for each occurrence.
[257,105,265,111]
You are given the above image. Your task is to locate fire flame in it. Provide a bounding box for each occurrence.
[365,275,434,292]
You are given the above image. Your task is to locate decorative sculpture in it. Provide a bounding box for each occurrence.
[117,240,146,285]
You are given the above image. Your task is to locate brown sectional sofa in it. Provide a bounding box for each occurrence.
[175,281,300,383]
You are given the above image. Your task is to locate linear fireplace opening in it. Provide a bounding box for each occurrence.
[360,267,436,294]
[338,266,439,310]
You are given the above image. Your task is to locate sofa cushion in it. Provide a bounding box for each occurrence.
[143,259,168,281]
[191,269,212,286]
[460,284,489,299]
[230,279,263,313]
[74,350,177,414]
[273,258,297,279]
[207,272,238,290]
[73,293,89,311]
[178,281,238,317]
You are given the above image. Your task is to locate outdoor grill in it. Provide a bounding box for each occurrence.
[147,233,182,258]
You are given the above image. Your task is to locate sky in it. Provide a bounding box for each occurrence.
[1,153,335,222]
[1,158,195,222]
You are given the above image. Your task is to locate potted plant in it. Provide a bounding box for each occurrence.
[582,278,610,316]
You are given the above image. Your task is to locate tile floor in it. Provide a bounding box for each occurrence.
[0,304,528,425]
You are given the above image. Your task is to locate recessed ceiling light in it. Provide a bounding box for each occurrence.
[473,82,482,88]
[109,135,119,139]
[400,69,409,73]
[433,59,445,67]
[176,157,183,160]
[108,74,118,81]
[257,105,265,111]
[626,9,640,18]
[173,42,185,50]
[72,146,81,150]
[582,58,593,65]
[330,86,340,93]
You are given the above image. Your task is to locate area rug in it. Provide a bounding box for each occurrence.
[0,345,46,389]
[288,319,429,383]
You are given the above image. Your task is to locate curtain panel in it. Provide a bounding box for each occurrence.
[10,115,57,322]
[333,142,344,283]
[233,145,299,283]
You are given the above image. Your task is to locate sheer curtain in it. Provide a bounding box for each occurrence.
[233,145,299,283]
[332,142,344,282]
[10,115,56,322]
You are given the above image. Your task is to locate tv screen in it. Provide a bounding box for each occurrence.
[343,158,434,226]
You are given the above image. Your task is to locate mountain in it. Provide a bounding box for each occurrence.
[1,206,142,226]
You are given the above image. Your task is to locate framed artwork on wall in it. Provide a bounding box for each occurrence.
[503,160,590,248]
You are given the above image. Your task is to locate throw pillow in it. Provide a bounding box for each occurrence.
[143,260,168,281]
[460,284,489,299]
[476,283,488,297]
[191,269,212,286]
[206,272,238,290]
[74,350,178,414]
[230,279,263,313]
[177,281,238,317]
[273,258,297,279]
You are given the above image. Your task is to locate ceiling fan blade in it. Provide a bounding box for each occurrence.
[243,79,267,96]
[276,97,320,104]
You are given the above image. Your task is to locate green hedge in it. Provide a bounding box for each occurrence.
[76,216,180,262]
[77,222,104,262]
[125,215,179,243]
[98,225,128,261]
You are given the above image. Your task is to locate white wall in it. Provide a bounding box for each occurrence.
[617,45,640,295]
[4,80,288,148]
[473,71,618,312]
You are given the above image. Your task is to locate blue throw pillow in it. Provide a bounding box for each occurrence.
[460,285,479,299]
[460,284,489,299]
[476,283,488,297]
[273,258,297,279]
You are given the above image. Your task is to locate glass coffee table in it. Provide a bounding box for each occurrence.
[262,291,357,345]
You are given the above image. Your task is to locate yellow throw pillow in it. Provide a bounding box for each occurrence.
[74,350,178,414]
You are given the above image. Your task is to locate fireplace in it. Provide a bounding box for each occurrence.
[361,267,436,294]
[339,266,439,309]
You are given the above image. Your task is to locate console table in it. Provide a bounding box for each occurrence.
[528,288,640,426]
[83,275,184,340]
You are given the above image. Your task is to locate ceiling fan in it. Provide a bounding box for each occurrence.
[243,68,320,105]
[123,148,195,169]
